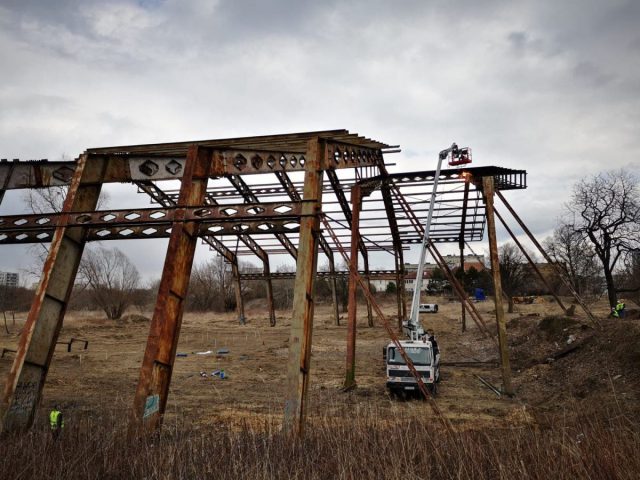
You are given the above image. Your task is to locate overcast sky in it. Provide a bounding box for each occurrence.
[1,0,639,283]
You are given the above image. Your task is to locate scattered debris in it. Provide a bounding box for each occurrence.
[176,353,188,357]
[195,350,213,355]
[474,374,501,397]
[217,348,229,354]
[56,337,89,353]
[567,335,577,345]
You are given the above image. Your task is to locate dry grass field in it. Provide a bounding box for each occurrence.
[1,294,639,478]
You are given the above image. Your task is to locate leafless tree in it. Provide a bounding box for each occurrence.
[499,242,530,313]
[77,247,141,320]
[188,256,235,311]
[567,169,640,308]
[544,222,604,299]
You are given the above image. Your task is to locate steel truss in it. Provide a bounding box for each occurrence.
[2,129,590,439]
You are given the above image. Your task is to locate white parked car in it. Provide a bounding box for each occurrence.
[418,303,438,313]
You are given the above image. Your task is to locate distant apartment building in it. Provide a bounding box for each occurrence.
[0,271,19,288]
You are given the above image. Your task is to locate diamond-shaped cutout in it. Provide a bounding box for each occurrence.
[165,227,172,234]
[283,222,299,230]
[37,232,50,240]
[165,159,182,175]
[233,224,250,232]
[208,225,224,233]
[119,228,134,236]
[142,228,157,235]
[279,156,286,168]
[124,212,141,220]
[334,150,341,163]
[246,206,264,215]
[13,218,27,226]
[299,155,305,167]
[96,230,110,237]
[221,208,238,216]
[257,223,273,231]
[16,233,28,240]
[251,155,263,169]
[150,211,166,219]
[274,205,293,214]
[35,217,51,225]
[266,155,276,169]
[139,160,159,176]
[101,214,116,222]
[52,166,75,182]
[76,214,92,224]
[233,154,247,171]
[0,234,7,241]
[194,209,211,218]
[289,156,297,168]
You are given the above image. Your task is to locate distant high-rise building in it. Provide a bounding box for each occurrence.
[0,271,19,288]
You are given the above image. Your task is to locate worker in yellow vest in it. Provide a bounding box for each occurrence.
[49,405,64,439]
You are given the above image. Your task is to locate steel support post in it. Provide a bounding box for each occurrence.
[362,251,374,328]
[232,261,246,325]
[328,253,340,326]
[283,138,324,436]
[1,154,105,432]
[460,244,466,332]
[344,184,361,389]
[131,145,213,431]
[263,259,276,327]
[482,176,514,396]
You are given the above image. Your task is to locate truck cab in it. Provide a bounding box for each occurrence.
[384,339,440,395]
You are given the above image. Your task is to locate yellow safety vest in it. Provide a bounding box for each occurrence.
[49,410,63,429]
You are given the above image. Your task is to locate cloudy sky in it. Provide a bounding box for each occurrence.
[1,0,639,283]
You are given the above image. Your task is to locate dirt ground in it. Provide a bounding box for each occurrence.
[1,294,639,430]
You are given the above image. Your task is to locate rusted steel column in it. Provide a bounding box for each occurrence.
[283,138,325,436]
[482,176,514,396]
[1,154,105,432]
[344,184,362,389]
[362,252,374,328]
[232,261,246,325]
[263,258,276,327]
[131,145,215,431]
[328,253,340,326]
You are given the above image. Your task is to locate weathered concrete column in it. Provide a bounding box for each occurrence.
[1,154,105,432]
[344,184,362,389]
[131,145,216,431]
[283,138,325,435]
[482,176,514,396]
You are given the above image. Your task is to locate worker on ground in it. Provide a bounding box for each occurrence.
[614,300,626,318]
[49,404,64,440]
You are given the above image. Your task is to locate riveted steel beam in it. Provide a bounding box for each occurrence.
[1,154,105,432]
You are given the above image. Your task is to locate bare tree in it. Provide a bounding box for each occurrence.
[77,247,141,320]
[499,243,529,313]
[544,222,604,299]
[188,256,235,311]
[567,169,640,308]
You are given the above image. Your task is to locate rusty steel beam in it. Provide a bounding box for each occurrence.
[131,145,215,432]
[493,206,569,315]
[344,184,361,389]
[495,191,600,327]
[0,154,105,432]
[283,138,324,436]
[482,177,514,396]
[238,269,399,280]
[381,183,406,329]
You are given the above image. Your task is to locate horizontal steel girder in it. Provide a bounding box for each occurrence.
[0,202,307,243]
[239,269,399,280]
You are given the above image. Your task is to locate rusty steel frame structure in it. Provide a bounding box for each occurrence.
[0,128,593,436]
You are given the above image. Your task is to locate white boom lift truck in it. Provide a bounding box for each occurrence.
[384,143,472,396]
